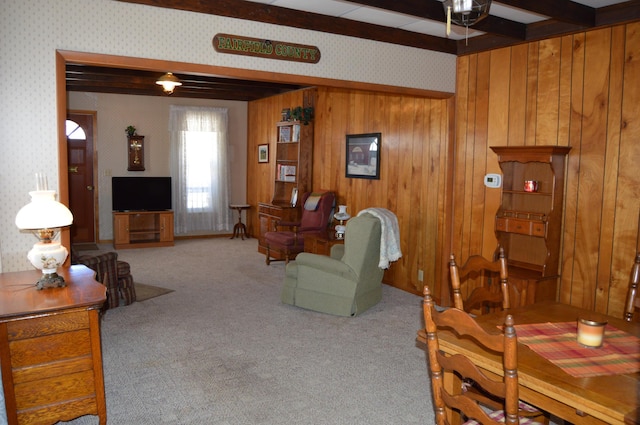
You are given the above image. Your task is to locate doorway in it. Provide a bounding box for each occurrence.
[66,112,97,245]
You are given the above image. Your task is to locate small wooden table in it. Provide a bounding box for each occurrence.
[417,302,640,425]
[0,265,107,425]
[303,231,344,256]
[229,204,250,240]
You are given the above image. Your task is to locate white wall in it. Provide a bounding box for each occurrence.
[0,0,455,273]
[68,92,248,241]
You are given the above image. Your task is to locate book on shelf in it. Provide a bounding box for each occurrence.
[277,164,296,181]
[278,126,291,142]
[292,124,300,142]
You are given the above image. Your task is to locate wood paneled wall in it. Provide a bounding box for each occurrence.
[247,87,453,296]
[452,23,640,317]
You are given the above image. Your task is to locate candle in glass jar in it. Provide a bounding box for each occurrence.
[577,318,607,348]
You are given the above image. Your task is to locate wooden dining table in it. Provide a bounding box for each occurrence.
[416,302,640,425]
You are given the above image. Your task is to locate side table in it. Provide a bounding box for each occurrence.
[230,204,251,240]
[304,231,344,256]
[0,265,107,425]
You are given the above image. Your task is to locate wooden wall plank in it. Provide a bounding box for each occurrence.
[596,25,625,313]
[508,44,528,145]
[572,28,611,310]
[536,38,562,145]
[560,32,585,305]
[612,23,640,314]
[525,43,539,145]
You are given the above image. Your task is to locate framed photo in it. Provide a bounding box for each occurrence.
[346,133,380,179]
[258,144,269,163]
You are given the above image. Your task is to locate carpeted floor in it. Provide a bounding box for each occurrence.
[61,238,431,424]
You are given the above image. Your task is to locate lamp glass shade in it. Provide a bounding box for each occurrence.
[334,205,351,239]
[334,205,351,221]
[156,72,182,94]
[443,0,491,26]
[15,189,73,289]
[15,190,73,230]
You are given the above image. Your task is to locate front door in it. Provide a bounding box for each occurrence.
[66,112,97,244]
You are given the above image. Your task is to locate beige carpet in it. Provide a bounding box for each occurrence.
[134,282,174,302]
[62,238,431,424]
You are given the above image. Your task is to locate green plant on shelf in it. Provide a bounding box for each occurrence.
[290,106,314,125]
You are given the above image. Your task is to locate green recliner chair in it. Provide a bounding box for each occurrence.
[282,212,383,316]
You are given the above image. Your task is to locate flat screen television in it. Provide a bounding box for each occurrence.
[112,177,172,211]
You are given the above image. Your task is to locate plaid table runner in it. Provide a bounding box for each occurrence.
[513,322,640,378]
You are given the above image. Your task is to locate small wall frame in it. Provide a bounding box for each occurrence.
[346,133,380,179]
[258,144,269,163]
[127,135,145,171]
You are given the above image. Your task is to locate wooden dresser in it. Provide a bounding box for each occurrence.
[0,265,107,425]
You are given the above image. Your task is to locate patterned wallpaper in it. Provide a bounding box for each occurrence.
[0,0,456,273]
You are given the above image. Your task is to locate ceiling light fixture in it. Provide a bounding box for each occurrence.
[156,72,182,94]
[443,0,492,37]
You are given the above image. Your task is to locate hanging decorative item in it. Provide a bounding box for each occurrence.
[442,0,492,38]
[127,135,145,171]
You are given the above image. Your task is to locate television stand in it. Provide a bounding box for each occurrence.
[113,211,174,249]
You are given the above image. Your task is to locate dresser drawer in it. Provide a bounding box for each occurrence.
[496,217,545,237]
[7,310,88,340]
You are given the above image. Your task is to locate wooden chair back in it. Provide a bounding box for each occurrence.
[624,253,640,322]
[423,286,519,425]
[449,246,509,314]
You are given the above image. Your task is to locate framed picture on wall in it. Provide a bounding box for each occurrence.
[346,133,380,179]
[258,144,269,163]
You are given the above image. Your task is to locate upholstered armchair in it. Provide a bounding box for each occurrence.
[281,212,383,316]
[264,191,335,265]
[72,251,136,309]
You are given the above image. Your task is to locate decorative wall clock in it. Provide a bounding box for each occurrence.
[127,135,145,171]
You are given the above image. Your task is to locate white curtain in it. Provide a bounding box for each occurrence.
[169,105,231,235]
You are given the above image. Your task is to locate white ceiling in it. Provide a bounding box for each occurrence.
[249,0,629,41]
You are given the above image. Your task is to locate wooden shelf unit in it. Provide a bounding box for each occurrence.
[113,210,174,249]
[491,146,571,306]
[258,117,314,258]
[272,120,313,205]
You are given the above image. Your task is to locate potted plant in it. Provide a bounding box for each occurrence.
[290,106,314,125]
[125,125,136,137]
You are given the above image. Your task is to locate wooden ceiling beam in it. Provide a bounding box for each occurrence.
[117,0,457,54]
[497,0,595,27]
[117,0,639,56]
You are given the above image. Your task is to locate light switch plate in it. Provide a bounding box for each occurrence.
[484,173,502,188]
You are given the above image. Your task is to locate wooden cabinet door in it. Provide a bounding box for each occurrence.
[159,212,174,242]
[113,214,129,245]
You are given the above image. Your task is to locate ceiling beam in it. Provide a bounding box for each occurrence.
[118,0,457,54]
[116,0,640,56]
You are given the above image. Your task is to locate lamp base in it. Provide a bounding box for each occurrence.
[36,272,66,290]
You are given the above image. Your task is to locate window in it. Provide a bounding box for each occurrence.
[169,106,231,235]
[65,119,86,139]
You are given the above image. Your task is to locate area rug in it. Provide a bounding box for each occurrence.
[134,283,174,302]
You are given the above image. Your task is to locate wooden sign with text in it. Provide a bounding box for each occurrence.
[213,33,320,64]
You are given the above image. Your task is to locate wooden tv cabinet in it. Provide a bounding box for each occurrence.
[0,265,107,425]
[113,210,174,249]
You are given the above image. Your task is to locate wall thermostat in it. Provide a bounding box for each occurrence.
[484,173,502,188]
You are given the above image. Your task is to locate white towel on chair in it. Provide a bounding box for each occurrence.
[358,208,402,269]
